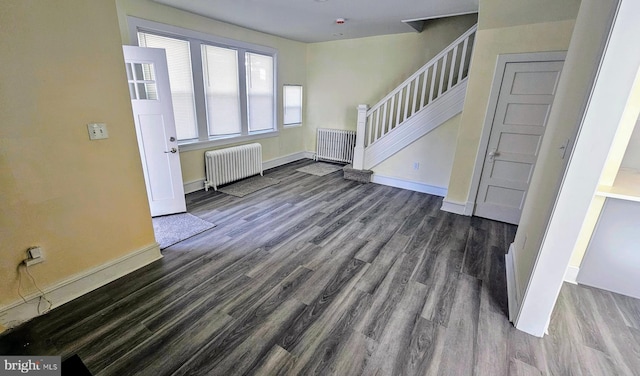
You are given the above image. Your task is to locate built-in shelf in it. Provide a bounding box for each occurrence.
[596,168,640,202]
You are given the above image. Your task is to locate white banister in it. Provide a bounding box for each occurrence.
[352,24,476,170]
[365,24,477,115]
[363,25,476,146]
[353,104,369,170]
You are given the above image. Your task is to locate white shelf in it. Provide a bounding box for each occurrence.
[596,168,640,202]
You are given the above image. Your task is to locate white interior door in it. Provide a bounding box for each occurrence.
[475,60,564,224]
[123,45,186,217]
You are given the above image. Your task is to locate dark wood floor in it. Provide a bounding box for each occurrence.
[1,159,639,375]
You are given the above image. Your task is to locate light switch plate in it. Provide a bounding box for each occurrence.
[87,123,108,140]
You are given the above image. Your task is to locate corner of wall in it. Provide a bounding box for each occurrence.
[0,243,161,329]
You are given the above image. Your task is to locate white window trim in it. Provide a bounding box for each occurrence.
[127,17,279,151]
[283,84,303,128]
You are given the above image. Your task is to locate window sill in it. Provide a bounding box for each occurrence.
[283,123,303,128]
[178,130,280,152]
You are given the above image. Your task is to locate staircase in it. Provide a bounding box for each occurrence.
[352,25,477,171]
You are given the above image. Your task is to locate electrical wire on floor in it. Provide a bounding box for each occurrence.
[17,262,53,315]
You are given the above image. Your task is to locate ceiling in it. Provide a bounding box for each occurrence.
[153,0,479,43]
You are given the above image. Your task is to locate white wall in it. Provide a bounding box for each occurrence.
[514,0,640,337]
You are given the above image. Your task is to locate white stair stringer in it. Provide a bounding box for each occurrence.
[363,79,467,170]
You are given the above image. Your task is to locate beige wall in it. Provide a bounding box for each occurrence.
[513,0,618,293]
[479,0,581,30]
[0,0,155,306]
[445,0,579,205]
[116,0,308,184]
[620,117,640,170]
[373,115,461,189]
[304,15,478,152]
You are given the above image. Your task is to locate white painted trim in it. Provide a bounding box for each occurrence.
[440,199,474,215]
[184,179,205,194]
[402,11,478,23]
[0,243,162,329]
[127,17,277,55]
[370,174,447,197]
[178,131,280,153]
[467,51,568,214]
[263,151,313,170]
[364,80,467,169]
[515,0,632,337]
[564,266,580,284]
[128,16,279,148]
[505,243,519,322]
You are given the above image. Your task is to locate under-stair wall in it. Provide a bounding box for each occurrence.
[352,24,477,195]
[371,114,462,196]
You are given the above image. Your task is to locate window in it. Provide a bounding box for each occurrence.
[246,53,274,132]
[283,85,303,126]
[202,45,241,136]
[132,18,277,150]
[138,33,198,141]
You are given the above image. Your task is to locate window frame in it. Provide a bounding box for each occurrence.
[128,17,279,152]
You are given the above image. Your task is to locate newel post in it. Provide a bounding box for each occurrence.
[353,104,368,170]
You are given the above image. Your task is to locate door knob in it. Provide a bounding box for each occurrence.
[164,148,177,153]
[488,149,500,161]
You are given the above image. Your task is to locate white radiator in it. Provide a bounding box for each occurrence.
[316,128,357,163]
[204,143,263,191]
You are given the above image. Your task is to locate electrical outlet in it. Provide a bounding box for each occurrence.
[25,246,44,266]
[413,162,420,170]
[87,123,109,140]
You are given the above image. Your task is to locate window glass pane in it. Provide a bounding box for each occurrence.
[202,45,241,136]
[246,53,274,132]
[125,63,133,81]
[138,32,198,140]
[283,85,302,125]
[137,83,149,100]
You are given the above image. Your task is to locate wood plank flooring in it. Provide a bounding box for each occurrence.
[1,159,640,375]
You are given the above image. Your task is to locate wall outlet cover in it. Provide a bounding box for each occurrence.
[87,123,109,140]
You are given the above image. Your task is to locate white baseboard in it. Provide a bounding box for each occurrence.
[0,243,162,329]
[441,199,474,215]
[564,266,580,284]
[370,174,447,197]
[263,151,313,170]
[182,151,313,194]
[505,242,519,323]
[184,179,205,194]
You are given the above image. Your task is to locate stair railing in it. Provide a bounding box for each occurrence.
[353,24,477,170]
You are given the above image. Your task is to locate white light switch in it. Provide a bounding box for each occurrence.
[87,123,109,140]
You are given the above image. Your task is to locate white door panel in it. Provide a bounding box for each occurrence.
[123,46,186,217]
[475,60,564,224]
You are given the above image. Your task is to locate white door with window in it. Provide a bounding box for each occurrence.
[123,45,186,217]
[475,60,564,224]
